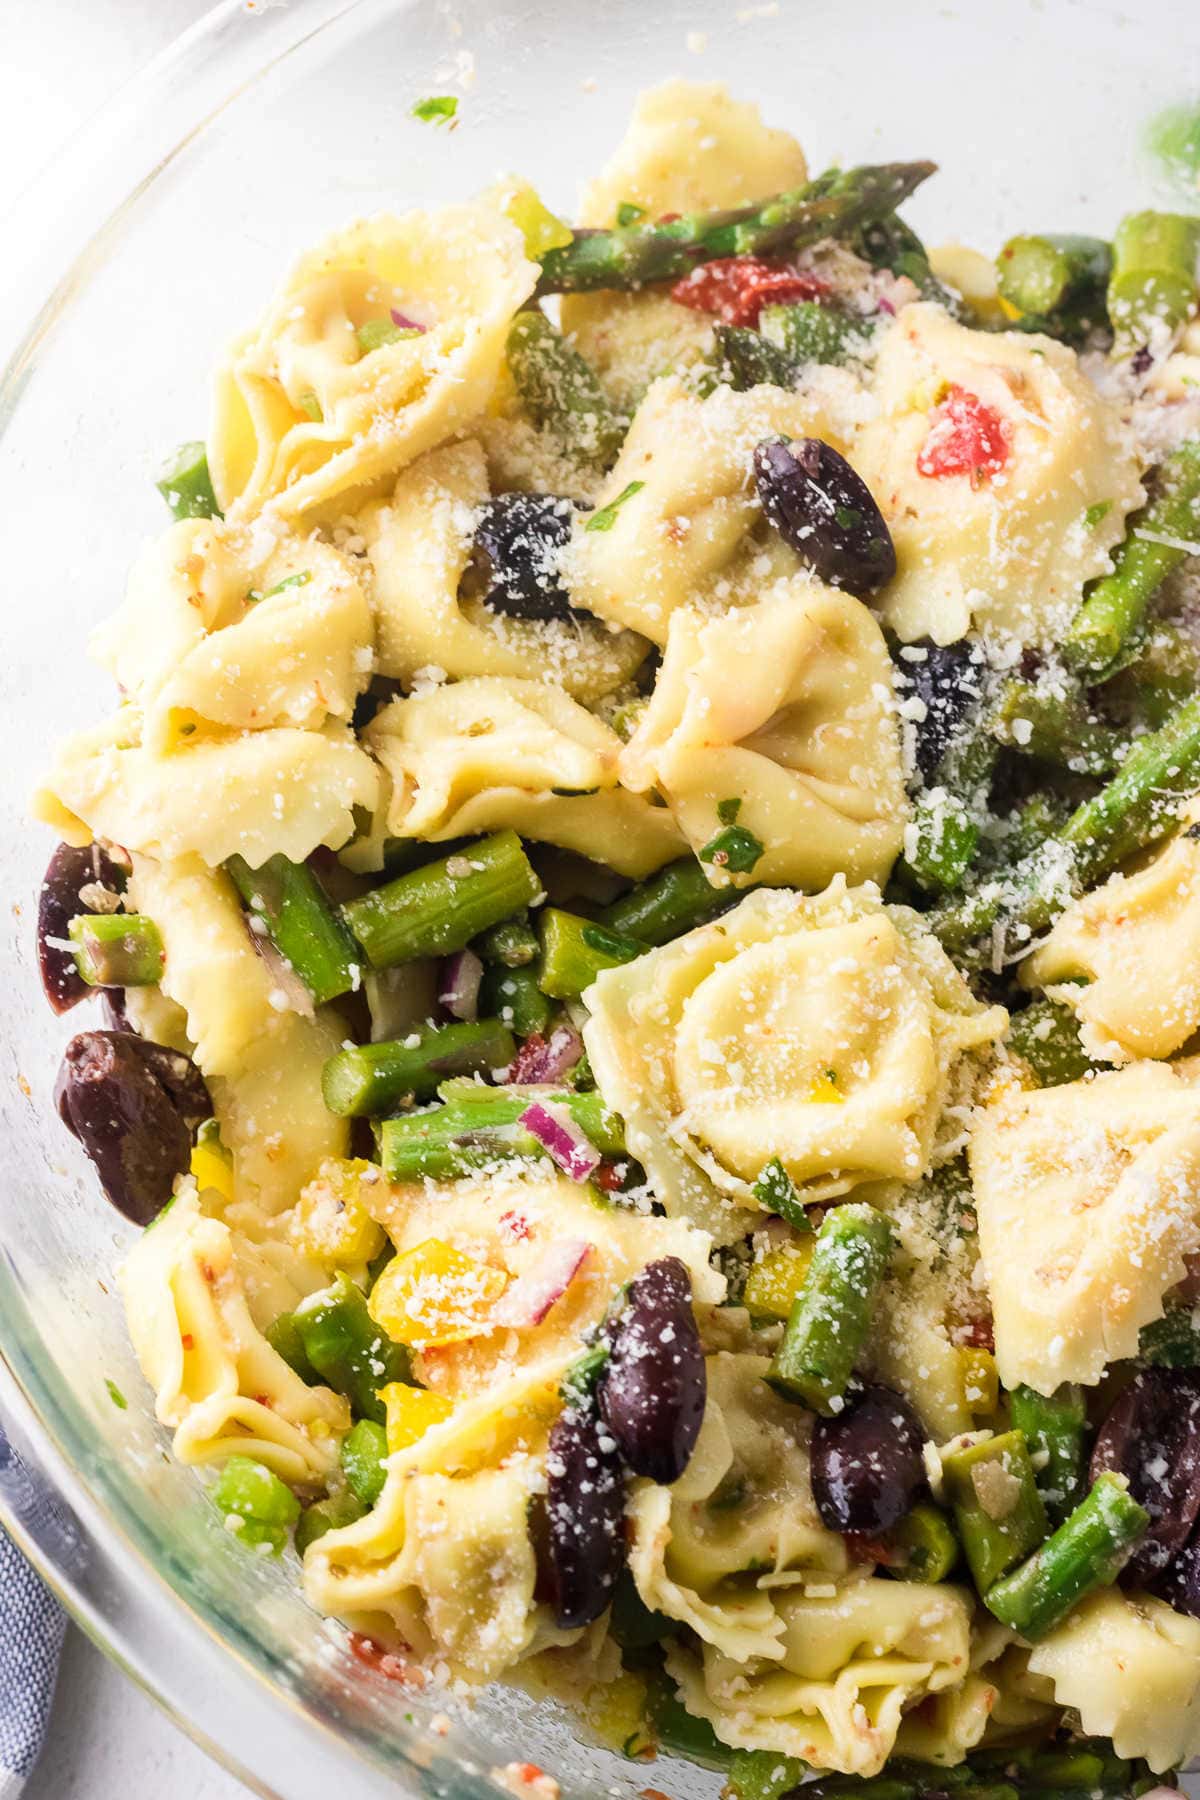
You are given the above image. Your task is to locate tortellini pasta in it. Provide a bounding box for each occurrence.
[364,676,684,878]
[970,1060,1200,1392]
[854,304,1144,644]
[565,377,849,643]
[584,883,1006,1240]
[619,580,909,890]
[34,709,378,870]
[210,196,538,520]
[1026,1588,1200,1773]
[1022,823,1200,1063]
[357,439,647,701]
[119,1186,347,1483]
[665,1575,975,1777]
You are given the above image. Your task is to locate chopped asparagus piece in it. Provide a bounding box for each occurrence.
[1009,1384,1089,1525]
[767,1203,893,1414]
[761,300,870,366]
[226,853,360,1006]
[1108,210,1200,354]
[1138,1307,1200,1367]
[211,1455,299,1554]
[942,1430,1049,1594]
[506,310,626,467]
[265,1311,319,1385]
[293,1273,410,1424]
[1005,1000,1094,1088]
[985,1473,1149,1640]
[996,233,1111,337]
[294,1488,365,1555]
[380,1084,623,1182]
[68,913,163,987]
[156,440,221,520]
[849,211,963,312]
[711,321,798,390]
[321,1018,516,1116]
[887,1502,960,1582]
[534,162,937,295]
[341,1417,389,1506]
[341,831,541,970]
[479,961,554,1037]
[599,856,731,945]
[537,908,643,999]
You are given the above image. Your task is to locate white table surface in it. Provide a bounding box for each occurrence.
[2,13,251,1793]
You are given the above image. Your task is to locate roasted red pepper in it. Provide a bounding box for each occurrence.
[916,383,1010,484]
[671,256,829,327]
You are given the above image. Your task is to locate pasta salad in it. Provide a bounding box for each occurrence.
[31,78,1200,1798]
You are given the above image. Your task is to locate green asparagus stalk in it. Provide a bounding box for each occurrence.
[265,1310,319,1384]
[292,1273,410,1423]
[475,915,540,967]
[341,831,541,970]
[941,1430,1049,1594]
[340,1417,389,1506]
[211,1455,299,1555]
[996,234,1111,338]
[322,1018,516,1116]
[985,1473,1149,1640]
[710,322,798,391]
[1138,1306,1200,1367]
[506,310,626,466]
[294,1487,365,1556]
[68,912,163,987]
[886,1502,961,1582]
[849,212,963,312]
[537,908,643,999]
[599,856,731,945]
[904,727,998,896]
[752,1156,812,1231]
[156,440,221,520]
[1005,999,1094,1088]
[1108,211,1200,354]
[1064,439,1200,680]
[380,1083,624,1181]
[992,678,1121,776]
[608,1569,678,1651]
[727,1750,809,1800]
[1009,1385,1089,1525]
[761,300,871,366]
[642,1669,732,1770]
[479,961,554,1038]
[766,1203,893,1414]
[226,852,361,1006]
[979,792,1073,869]
[931,688,1200,957]
[534,162,937,295]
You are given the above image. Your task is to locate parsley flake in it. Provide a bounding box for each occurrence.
[699,824,764,874]
[585,481,645,533]
[412,95,458,126]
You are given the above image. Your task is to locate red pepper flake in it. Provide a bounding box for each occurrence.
[181,1333,194,1351]
[843,1531,901,1568]
[670,256,830,327]
[916,384,1010,485]
[593,1160,626,1193]
[499,1210,532,1241]
[954,1316,996,1352]
[349,1632,425,1685]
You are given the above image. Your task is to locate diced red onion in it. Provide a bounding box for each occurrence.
[390,308,427,333]
[438,949,483,1021]
[877,295,896,316]
[493,1237,591,1327]
[506,1022,583,1085]
[520,1100,601,1183]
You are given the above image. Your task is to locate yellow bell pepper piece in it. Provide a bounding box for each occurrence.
[190,1123,233,1203]
[379,1381,453,1453]
[368,1238,508,1348]
[743,1240,816,1322]
[293,1158,387,1267]
[959,1346,1000,1417]
[806,1071,844,1105]
[498,178,574,258]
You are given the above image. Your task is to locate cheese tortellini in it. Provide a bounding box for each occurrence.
[620,579,908,890]
[584,883,1007,1240]
[971,1060,1200,1392]
[855,304,1143,645]
[1022,823,1200,1062]
[364,676,684,879]
[210,197,538,520]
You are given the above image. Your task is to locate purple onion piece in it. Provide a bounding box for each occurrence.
[390,308,427,333]
[519,1100,600,1182]
[438,949,483,1022]
[505,1022,583,1085]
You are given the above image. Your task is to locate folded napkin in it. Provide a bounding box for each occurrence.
[0,1431,65,1799]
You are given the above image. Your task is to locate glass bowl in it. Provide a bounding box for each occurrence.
[0,1,1193,1792]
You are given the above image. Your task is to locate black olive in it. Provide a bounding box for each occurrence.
[811,1385,927,1534]
[544,1402,625,1630]
[54,1030,210,1226]
[472,493,578,623]
[1156,1536,1200,1618]
[597,1257,706,1485]
[1091,1368,1200,1584]
[895,638,985,781]
[752,436,896,596]
[37,841,127,1014]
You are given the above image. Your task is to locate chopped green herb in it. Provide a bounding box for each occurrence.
[561,1340,609,1407]
[356,318,422,355]
[699,824,765,873]
[585,480,646,532]
[1084,499,1113,529]
[752,1156,812,1231]
[833,504,862,529]
[717,797,742,825]
[616,201,647,227]
[412,94,458,126]
[246,570,313,605]
[105,1379,128,1410]
[580,922,644,963]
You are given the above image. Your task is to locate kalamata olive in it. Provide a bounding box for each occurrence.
[54,1031,210,1225]
[37,841,126,1014]
[471,493,578,623]
[597,1256,706,1485]
[1155,1536,1200,1618]
[811,1384,927,1534]
[544,1402,625,1629]
[895,638,985,781]
[1091,1368,1200,1584]
[752,436,896,596]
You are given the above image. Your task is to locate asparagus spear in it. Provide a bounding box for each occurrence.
[849,211,962,312]
[761,300,871,366]
[476,915,540,967]
[211,1456,298,1555]
[1005,999,1094,1088]
[931,688,1200,957]
[887,1502,961,1582]
[265,1311,319,1384]
[380,1084,623,1181]
[227,853,361,1006]
[294,1488,365,1556]
[341,1417,389,1506]
[341,831,541,970]
[68,913,163,987]
[710,322,798,391]
[506,310,626,466]
[537,908,643,999]
[992,677,1121,776]
[941,1430,1049,1594]
[904,724,998,896]
[766,1203,892,1414]
[293,1273,410,1424]
[1108,211,1200,354]
[985,1472,1149,1640]
[1010,1384,1089,1525]
[995,234,1111,338]
[479,961,554,1038]
[534,162,937,295]
[156,440,221,520]
[1064,439,1200,680]
[322,1018,516,1115]
[599,856,730,945]
[1138,1307,1200,1367]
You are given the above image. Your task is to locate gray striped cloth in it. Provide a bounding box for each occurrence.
[0,1431,65,1798]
